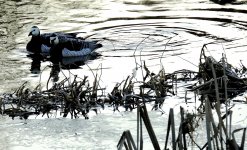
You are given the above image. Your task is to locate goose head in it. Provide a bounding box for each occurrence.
[28,26,40,37]
[50,36,59,45]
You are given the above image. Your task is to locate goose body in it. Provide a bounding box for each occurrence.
[49,36,102,63]
[26,26,84,55]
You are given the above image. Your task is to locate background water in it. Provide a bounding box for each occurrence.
[0,0,247,149]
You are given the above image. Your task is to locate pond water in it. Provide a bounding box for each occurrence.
[0,0,247,149]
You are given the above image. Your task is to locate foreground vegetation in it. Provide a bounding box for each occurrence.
[0,43,246,149]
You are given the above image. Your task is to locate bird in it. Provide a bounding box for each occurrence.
[48,36,102,82]
[49,36,102,64]
[26,26,83,54]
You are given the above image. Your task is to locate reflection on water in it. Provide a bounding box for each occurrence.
[27,54,43,74]
[27,52,100,82]
[60,52,101,69]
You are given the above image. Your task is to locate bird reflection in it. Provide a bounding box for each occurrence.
[27,53,44,74]
[27,52,101,82]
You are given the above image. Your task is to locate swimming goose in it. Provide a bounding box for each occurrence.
[49,36,102,63]
[26,26,82,54]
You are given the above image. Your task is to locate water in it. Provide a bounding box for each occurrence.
[0,0,247,149]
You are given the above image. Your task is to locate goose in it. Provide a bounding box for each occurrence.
[26,26,83,54]
[49,36,102,63]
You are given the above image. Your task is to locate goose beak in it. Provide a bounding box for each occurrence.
[28,32,32,36]
[50,39,55,45]
[50,36,58,45]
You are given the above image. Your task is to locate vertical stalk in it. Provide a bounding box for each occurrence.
[222,54,229,141]
[137,100,140,150]
[165,108,176,150]
[229,110,232,140]
[180,107,187,150]
[140,111,143,150]
[210,61,226,149]
[205,97,212,150]
[171,109,176,150]
[140,105,160,150]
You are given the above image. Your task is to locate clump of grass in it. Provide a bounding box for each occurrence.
[140,0,160,5]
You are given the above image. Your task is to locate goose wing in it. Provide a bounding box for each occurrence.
[60,37,102,51]
[40,32,83,46]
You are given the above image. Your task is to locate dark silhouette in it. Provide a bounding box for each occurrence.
[210,0,236,5]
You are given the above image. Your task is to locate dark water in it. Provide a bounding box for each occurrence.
[1,0,247,92]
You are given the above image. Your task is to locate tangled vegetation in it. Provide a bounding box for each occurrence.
[0,42,247,149]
